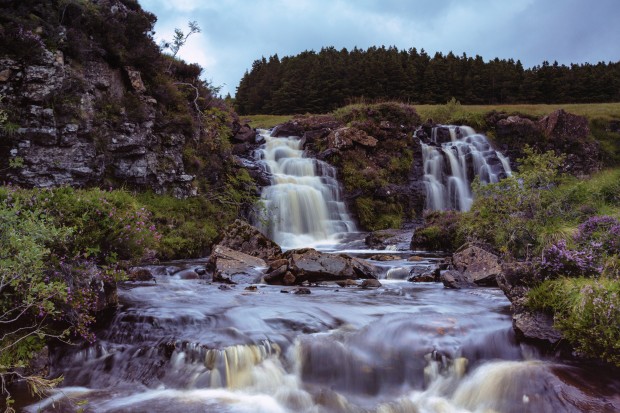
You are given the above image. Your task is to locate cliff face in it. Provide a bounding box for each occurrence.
[0,0,237,198]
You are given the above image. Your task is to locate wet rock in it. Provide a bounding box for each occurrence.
[265,248,378,285]
[452,243,501,286]
[336,279,358,287]
[440,270,475,289]
[292,287,311,295]
[496,261,563,345]
[366,229,412,250]
[283,271,296,285]
[128,268,155,281]
[433,126,452,143]
[244,285,258,291]
[409,272,437,282]
[360,279,382,288]
[208,245,266,284]
[214,219,282,261]
[175,269,200,280]
[369,254,401,261]
[385,267,410,280]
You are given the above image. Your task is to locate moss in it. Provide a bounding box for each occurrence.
[411,211,462,251]
[354,197,403,231]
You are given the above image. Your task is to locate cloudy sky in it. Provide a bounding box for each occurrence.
[139,0,620,97]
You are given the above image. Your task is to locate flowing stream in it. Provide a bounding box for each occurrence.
[20,260,620,413]
[422,125,512,211]
[19,128,620,413]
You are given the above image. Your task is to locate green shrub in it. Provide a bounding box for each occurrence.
[527,277,620,366]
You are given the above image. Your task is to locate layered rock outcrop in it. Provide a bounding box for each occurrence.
[493,109,602,176]
[0,48,196,196]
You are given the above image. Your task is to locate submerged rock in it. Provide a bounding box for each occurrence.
[360,279,382,288]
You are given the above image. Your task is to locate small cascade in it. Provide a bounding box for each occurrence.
[255,130,356,248]
[422,125,512,211]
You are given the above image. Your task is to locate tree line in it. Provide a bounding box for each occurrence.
[234,46,620,115]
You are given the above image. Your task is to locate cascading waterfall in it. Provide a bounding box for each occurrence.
[422,125,512,212]
[255,129,355,248]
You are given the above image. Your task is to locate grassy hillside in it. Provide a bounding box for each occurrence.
[245,102,620,128]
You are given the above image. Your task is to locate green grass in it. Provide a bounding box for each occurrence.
[415,102,620,122]
[244,102,620,125]
[243,114,295,129]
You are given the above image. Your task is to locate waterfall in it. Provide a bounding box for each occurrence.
[422,125,512,212]
[255,130,356,249]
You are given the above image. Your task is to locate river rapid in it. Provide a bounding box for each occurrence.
[20,250,620,413]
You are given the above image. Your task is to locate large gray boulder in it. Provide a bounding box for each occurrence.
[452,243,501,286]
[208,245,266,284]
[264,248,378,285]
[214,219,282,261]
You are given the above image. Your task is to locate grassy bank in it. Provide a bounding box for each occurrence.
[244,102,620,128]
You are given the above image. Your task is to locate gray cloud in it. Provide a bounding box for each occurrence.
[140,0,620,96]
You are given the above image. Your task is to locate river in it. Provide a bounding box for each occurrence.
[20,250,620,413]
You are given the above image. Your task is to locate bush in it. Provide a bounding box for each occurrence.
[527,277,620,366]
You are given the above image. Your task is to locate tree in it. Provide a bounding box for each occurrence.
[162,21,201,72]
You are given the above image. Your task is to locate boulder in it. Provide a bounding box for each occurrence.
[452,243,501,285]
[232,124,256,143]
[271,122,304,137]
[264,248,378,285]
[495,115,541,148]
[208,245,266,284]
[440,270,476,289]
[128,267,155,281]
[214,219,282,261]
[360,279,382,288]
[497,261,563,345]
[538,109,601,175]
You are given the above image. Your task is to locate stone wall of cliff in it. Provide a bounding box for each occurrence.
[0,0,248,199]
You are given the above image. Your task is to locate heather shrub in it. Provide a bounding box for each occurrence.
[527,277,620,366]
[0,186,161,264]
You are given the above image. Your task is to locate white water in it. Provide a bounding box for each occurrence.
[255,130,356,249]
[423,125,512,211]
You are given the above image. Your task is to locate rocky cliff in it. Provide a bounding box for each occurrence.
[0,0,249,199]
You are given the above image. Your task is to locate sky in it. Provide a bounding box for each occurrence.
[139,0,620,97]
